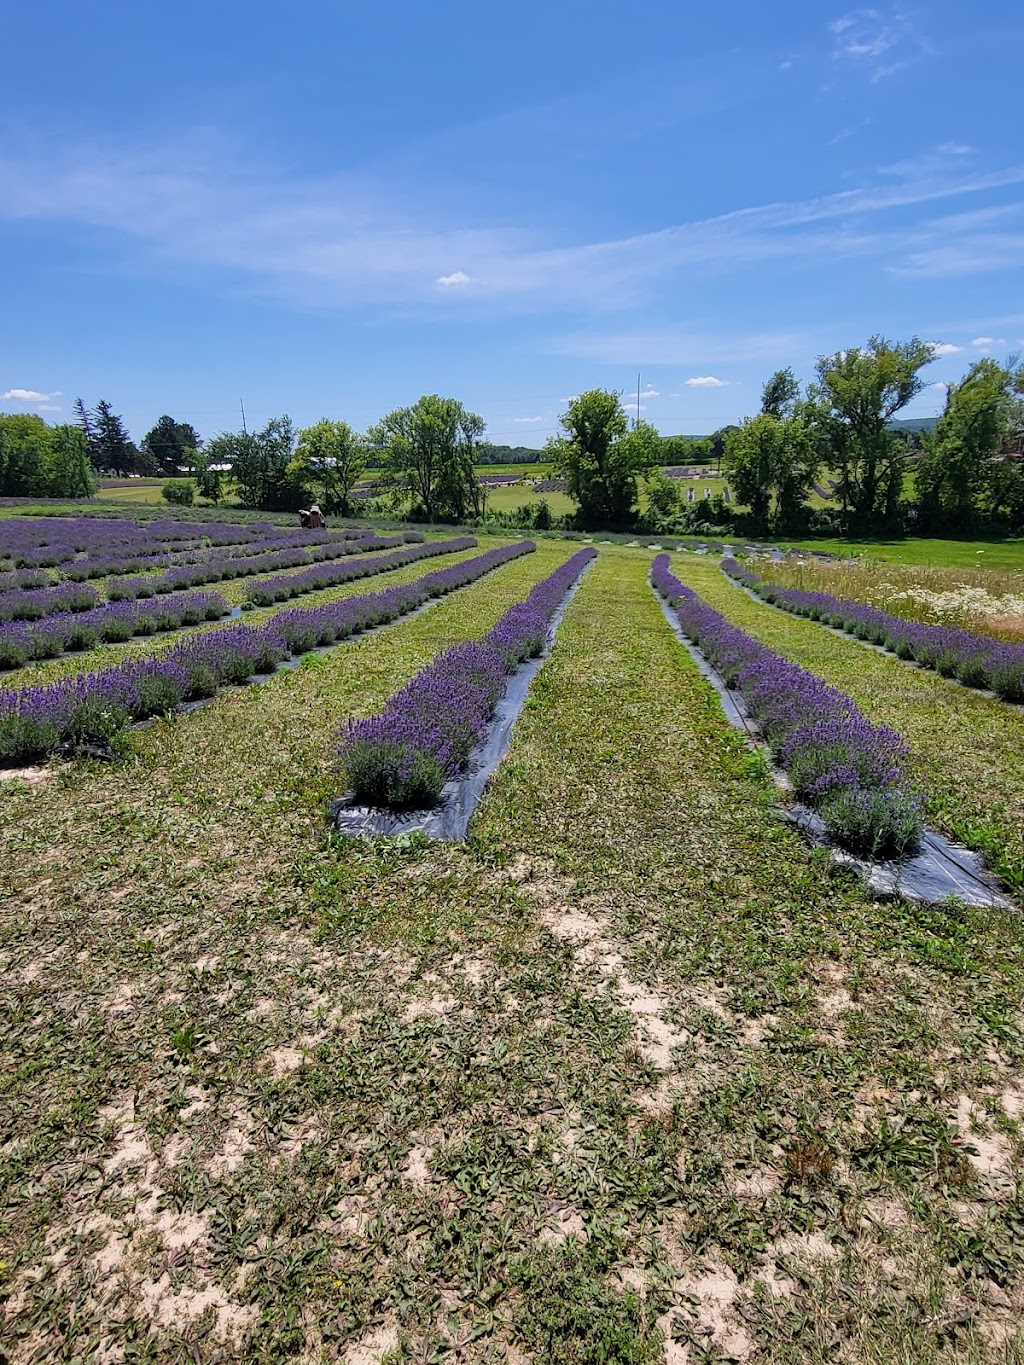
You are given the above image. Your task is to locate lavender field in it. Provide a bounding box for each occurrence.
[3,509,1024,1362]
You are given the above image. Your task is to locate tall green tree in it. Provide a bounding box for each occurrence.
[917,359,1024,530]
[289,419,367,516]
[0,413,50,495]
[73,398,99,468]
[760,367,799,419]
[45,425,96,498]
[0,416,96,498]
[807,336,934,530]
[369,395,485,523]
[192,451,224,504]
[548,391,656,528]
[211,416,301,511]
[724,410,818,534]
[141,415,202,477]
[92,400,141,478]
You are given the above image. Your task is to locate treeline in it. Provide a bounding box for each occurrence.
[0,414,95,499]
[0,400,202,497]
[715,340,1024,537]
[7,344,1021,537]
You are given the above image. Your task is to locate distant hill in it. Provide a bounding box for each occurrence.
[888,417,939,432]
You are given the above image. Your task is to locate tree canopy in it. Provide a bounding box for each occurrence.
[806,337,934,530]
[290,419,367,516]
[141,415,201,477]
[548,391,657,529]
[369,395,485,523]
[0,414,96,498]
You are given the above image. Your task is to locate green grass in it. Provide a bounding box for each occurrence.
[784,536,1024,571]
[3,546,1024,1359]
[483,483,576,517]
[672,553,1024,891]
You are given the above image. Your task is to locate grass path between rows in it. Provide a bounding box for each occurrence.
[0,539,507,694]
[2,548,1024,1362]
[672,553,1024,893]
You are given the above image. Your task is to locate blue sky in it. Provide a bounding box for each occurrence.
[2,0,1023,447]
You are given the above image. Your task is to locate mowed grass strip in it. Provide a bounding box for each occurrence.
[673,553,1024,892]
[0,540,506,694]
[4,546,1024,1361]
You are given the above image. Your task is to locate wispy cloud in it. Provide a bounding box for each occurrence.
[513,415,544,423]
[685,376,727,388]
[3,387,61,402]
[828,7,930,81]
[639,386,659,397]
[622,401,648,412]
[971,336,1007,350]
[0,131,1021,313]
[928,342,961,357]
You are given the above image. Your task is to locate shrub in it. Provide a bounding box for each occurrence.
[162,480,195,506]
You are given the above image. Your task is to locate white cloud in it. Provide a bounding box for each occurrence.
[37,403,62,412]
[928,342,961,357]
[938,143,974,157]
[2,387,60,402]
[639,386,659,397]
[971,336,1006,349]
[685,376,727,388]
[1,129,1022,314]
[622,402,647,412]
[559,396,580,405]
[829,8,928,81]
[513,415,544,423]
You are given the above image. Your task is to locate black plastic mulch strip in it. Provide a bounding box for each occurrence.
[653,580,1014,910]
[331,559,594,842]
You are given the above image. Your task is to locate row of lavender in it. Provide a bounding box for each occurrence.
[240,535,456,606]
[652,555,923,857]
[0,592,231,669]
[0,532,422,622]
[724,558,1024,703]
[341,548,595,810]
[0,543,534,765]
[0,516,274,568]
[0,536,471,671]
[104,531,421,601]
[3,525,369,587]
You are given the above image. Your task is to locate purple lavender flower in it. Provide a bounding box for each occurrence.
[723,557,1024,704]
[653,554,922,858]
[340,547,593,810]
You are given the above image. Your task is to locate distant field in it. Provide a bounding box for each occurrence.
[787,536,1024,570]
[483,484,576,516]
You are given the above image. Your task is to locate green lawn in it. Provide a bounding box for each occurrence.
[3,544,1024,1359]
[785,536,1024,571]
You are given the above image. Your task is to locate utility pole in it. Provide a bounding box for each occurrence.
[636,371,641,429]
[240,399,248,436]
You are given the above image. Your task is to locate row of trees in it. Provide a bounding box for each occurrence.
[198,397,488,521]
[720,340,1024,536]
[8,341,1023,533]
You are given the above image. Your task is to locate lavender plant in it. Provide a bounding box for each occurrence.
[0,541,533,765]
[723,557,1024,703]
[340,548,594,810]
[653,555,923,858]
